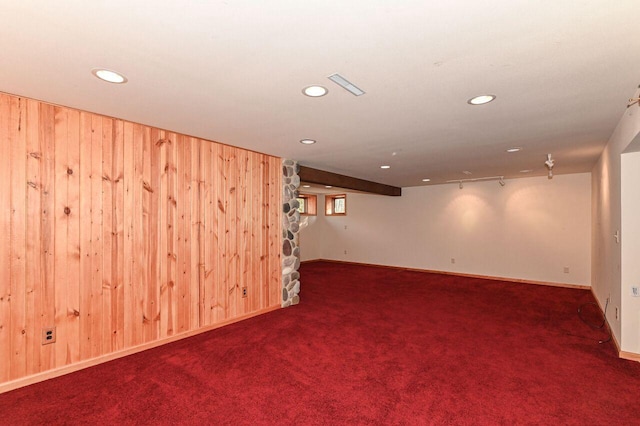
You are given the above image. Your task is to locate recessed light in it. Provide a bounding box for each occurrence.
[380,165,390,169]
[520,169,533,173]
[302,185,311,188]
[506,147,521,153]
[92,68,127,84]
[300,139,316,145]
[302,85,328,97]
[325,185,333,189]
[463,170,472,175]
[467,95,496,105]
[422,178,431,182]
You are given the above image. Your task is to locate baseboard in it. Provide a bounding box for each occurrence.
[309,259,590,290]
[619,351,640,362]
[0,305,280,394]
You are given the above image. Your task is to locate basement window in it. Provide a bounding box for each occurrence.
[297,193,317,216]
[325,194,346,216]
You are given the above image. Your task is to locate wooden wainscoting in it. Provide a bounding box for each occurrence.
[0,93,282,388]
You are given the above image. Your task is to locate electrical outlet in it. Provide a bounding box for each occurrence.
[42,327,56,345]
[344,225,348,230]
[242,287,247,298]
[632,287,640,297]
[563,267,569,274]
[451,258,455,264]
[615,307,619,321]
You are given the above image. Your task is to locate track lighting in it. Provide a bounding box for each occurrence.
[448,175,505,188]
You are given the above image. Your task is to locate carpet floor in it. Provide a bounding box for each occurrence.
[2,261,639,425]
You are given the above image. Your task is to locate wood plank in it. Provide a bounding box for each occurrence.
[238,149,250,316]
[53,106,70,368]
[250,153,262,312]
[202,141,214,325]
[25,98,42,375]
[228,147,239,319]
[39,102,56,371]
[0,94,13,381]
[157,131,169,338]
[89,113,103,358]
[260,156,269,309]
[147,127,161,341]
[165,132,178,336]
[132,123,146,346]
[190,138,203,328]
[112,119,125,351]
[212,142,224,322]
[269,156,281,307]
[9,96,28,380]
[175,134,190,333]
[65,107,81,366]
[78,112,92,361]
[122,121,135,348]
[298,165,401,196]
[101,117,114,354]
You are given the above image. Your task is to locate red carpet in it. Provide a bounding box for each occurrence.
[2,261,640,425]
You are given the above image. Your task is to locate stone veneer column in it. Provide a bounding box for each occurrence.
[282,159,301,307]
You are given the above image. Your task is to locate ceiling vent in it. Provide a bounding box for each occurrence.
[328,73,365,96]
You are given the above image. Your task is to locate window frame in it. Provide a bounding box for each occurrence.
[325,194,347,216]
[296,193,317,216]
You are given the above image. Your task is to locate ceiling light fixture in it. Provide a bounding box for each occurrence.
[520,169,532,173]
[325,185,333,189]
[447,175,506,188]
[422,178,431,182]
[302,85,328,97]
[463,170,472,175]
[92,68,127,84]
[545,154,555,179]
[467,94,496,105]
[380,165,390,169]
[302,185,311,188]
[506,147,521,153]
[299,139,316,145]
[328,73,365,96]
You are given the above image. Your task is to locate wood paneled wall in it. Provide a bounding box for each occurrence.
[0,93,282,384]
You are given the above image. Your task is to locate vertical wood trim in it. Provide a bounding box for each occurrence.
[89,114,103,358]
[132,123,146,347]
[78,111,92,361]
[112,119,125,350]
[25,98,42,375]
[190,138,203,328]
[0,94,13,381]
[122,121,135,347]
[39,103,56,371]
[9,96,28,380]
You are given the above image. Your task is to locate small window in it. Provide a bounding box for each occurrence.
[296,193,317,216]
[325,194,346,216]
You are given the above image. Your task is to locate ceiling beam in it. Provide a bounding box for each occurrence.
[298,166,402,197]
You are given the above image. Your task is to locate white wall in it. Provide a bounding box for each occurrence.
[300,173,591,286]
[592,87,640,352]
[621,149,640,354]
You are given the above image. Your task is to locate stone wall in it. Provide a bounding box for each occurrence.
[282,159,301,307]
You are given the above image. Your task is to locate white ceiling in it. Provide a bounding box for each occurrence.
[2,1,639,188]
